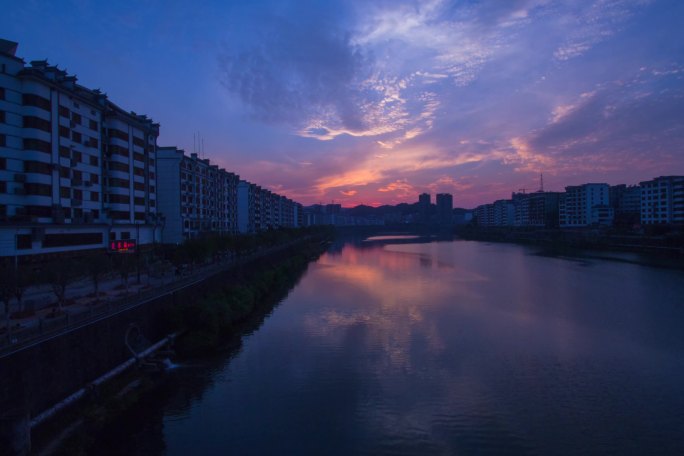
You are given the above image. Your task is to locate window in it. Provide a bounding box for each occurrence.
[59,105,70,117]
[22,93,51,111]
[26,205,52,217]
[73,189,83,200]
[59,145,70,158]
[121,231,131,240]
[73,170,82,181]
[0,181,5,193]
[108,177,129,188]
[24,161,51,175]
[72,113,82,125]
[89,155,99,166]
[43,232,102,248]
[25,183,51,196]
[0,157,5,169]
[72,131,82,143]
[132,136,145,147]
[109,144,129,157]
[17,234,32,250]
[90,174,99,184]
[23,138,51,153]
[72,151,82,163]
[109,161,129,172]
[60,167,70,178]
[149,185,155,193]
[134,196,145,205]
[134,182,145,191]
[90,191,99,202]
[108,194,129,204]
[0,110,5,123]
[0,87,5,100]
[108,128,129,142]
[23,116,51,132]
[133,167,145,177]
[92,209,99,218]
[0,134,5,147]
[134,152,145,162]
[60,187,70,198]
[59,125,70,138]
[89,119,98,131]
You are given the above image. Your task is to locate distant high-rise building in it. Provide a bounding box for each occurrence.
[418,193,430,223]
[436,193,453,225]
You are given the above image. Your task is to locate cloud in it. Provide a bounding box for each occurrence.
[522,67,684,174]
[340,190,358,196]
[553,0,652,61]
[218,2,372,132]
[378,179,415,197]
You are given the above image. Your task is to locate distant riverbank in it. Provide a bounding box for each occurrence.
[456,226,684,269]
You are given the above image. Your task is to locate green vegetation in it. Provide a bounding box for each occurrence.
[165,239,327,357]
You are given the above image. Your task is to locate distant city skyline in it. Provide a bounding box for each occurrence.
[3,0,683,207]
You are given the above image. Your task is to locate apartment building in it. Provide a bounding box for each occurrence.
[236,179,300,234]
[156,147,239,243]
[513,191,560,228]
[0,40,161,258]
[640,176,684,225]
[559,184,612,227]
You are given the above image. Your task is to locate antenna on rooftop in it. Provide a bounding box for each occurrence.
[539,173,544,192]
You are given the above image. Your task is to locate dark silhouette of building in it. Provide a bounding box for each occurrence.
[418,193,431,223]
[436,193,453,225]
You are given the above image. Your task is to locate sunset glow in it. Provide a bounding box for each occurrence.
[4,0,682,207]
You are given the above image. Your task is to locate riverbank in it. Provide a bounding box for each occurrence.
[31,237,329,455]
[456,226,684,269]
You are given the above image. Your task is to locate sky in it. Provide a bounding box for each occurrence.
[2,0,683,208]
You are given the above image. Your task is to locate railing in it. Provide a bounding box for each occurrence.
[0,236,314,358]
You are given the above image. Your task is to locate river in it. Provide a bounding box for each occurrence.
[94,237,684,455]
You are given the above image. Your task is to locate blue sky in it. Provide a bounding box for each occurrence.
[3,0,683,207]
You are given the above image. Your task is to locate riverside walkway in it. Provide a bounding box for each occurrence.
[0,237,312,358]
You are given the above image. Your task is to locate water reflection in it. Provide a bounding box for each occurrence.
[96,239,684,455]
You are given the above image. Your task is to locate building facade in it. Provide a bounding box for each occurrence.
[559,184,611,227]
[513,191,560,228]
[639,176,684,225]
[156,147,240,243]
[1,40,161,258]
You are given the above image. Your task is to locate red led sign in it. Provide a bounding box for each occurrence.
[109,240,137,253]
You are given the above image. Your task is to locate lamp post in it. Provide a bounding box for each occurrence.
[136,222,141,284]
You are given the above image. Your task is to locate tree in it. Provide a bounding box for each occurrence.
[12,266,34,313]
[46,259,83,311]
[113,254,133,293]
[0,262,15,336]
[84,253,111,301]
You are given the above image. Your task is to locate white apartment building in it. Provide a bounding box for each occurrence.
[640,176,684,225]
[559,183,612,227]
[0,40,161,258]
[237,180,299,234]
[156,147,239,244]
